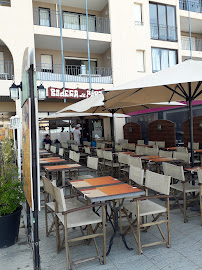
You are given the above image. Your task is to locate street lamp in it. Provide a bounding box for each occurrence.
[9,82,46,101]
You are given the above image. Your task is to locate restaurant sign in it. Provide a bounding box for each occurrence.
[48,87,102,99]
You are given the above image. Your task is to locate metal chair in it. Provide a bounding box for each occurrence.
[159,150,173,158]
[103,150,119,176]
[72,156,98,180]
[137,140,144,145]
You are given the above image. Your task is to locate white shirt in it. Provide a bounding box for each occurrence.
[73,129,81,144]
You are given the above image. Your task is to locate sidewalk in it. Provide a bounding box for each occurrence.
[1,205,202,270]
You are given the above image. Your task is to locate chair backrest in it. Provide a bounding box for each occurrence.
[59,148,64,157]
[119,139,128,144]
[148,141,155,146]
[156,141,165,148]
[73,152,80,163]
[52,185,67,212]
[146,147,159,156]
[118,153,128,165]
[188,142,200,150]
[69,150,74,161]
[152,145,159,150]
[96,142,101,148]
[137,140,144,145]
[100,143,105,149]
[136,146,147,155]
[129,165,144,186]
[128,143,136,151]
[103,150,113,161]
[122,143,128,150]
[96,149,104,159]
[71,144,74,151]
[159,150,172,158]
[115,144,123,152]
[84,146,91,154]
[50,145,56,154]
[176,147,188,153]
[163,162,185,182]
[84,141,91,147]
[61,142,68,149]
[145,170,171,195]
[74,144,79,152]
[128,156,142,168]
[87,156,98,170]
[42,176,54,196]
[197,168,202,184]
[173,151,190,164]
[45,144,50,151]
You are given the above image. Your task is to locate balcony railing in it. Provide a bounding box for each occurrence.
[179,0,202,13]
[36,64,113,84]
[150,24,177,41]
[0,61,14,80]
[33,8,110,34]
[0,1,10,6]
[181,36,202,51]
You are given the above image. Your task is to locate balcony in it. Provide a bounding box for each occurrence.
[150,24,177,41]
[36,64,112,84]
[33,8,110,34]
[179,0,202,13]
[0,61,14,80]
[181,36,202,51]
[0,1,10,7]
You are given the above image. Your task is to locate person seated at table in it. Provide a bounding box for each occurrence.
[43,134,52,148]
[54,139,61,154]
[73,124,81,145]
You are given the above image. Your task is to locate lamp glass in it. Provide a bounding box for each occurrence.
[38,87,46,100]
[10,86,19,101]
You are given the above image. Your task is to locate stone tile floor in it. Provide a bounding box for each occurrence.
[1,204,202,270]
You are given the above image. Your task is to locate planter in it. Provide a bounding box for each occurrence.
[0,207,21,248]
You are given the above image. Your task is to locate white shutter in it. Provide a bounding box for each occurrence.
[136,51,144,72]
[0,52,4,74]
[134,4,142,24]
[41,55,52,71]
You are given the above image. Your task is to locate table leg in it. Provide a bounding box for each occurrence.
[106,200,133,256]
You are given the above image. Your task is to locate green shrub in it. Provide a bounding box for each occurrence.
[0,138,25,216]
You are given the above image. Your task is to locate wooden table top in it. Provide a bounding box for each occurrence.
[79,183,145,203]
[184,166,202,172]
[165,147,177,151]
[194,150,202,153]
[69,176,121,189]
[148,157,180,163]
[44,164,81,172]
[40,158,66,165]
[141,155,161,160]
[39,149,47,153]
[39,152,52,156]
[40,157,61,161]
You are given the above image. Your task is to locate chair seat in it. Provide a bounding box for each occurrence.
[170,182,199,193]
[105,161,119,167]
[56,209,102,229]
[47,197,84,212]
[123,200,167,217]
[194,160,201,164]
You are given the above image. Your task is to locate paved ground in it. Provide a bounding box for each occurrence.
[1,202,202,270]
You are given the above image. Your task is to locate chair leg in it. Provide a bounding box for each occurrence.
[136,201,142,255]
[44,202,48,237]
[183,185,187,223]
[102,205,106,265]
[55,215,60,253]
[64,216,70,270]
[166,197,170,248]
[200,186,202,226]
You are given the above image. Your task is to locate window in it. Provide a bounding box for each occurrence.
[149,3,177,41]
[151,48,177,72]
[136,51,145,72]
[39,8,50,27]
[41,55,53,72]
[63,12,96,32]
[65,58,97,75]
[134,3,143,25]
[0,52,4,74]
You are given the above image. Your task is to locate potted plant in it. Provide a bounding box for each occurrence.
[0,138,24,248]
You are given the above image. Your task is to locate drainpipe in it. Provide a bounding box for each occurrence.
[85,0,92,92]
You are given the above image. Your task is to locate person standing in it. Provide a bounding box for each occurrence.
[73,124,81,145]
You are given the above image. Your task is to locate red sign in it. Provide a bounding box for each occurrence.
[48,87,102,99]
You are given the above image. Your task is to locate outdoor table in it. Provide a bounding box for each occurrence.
[147,157,182,173]
[44,164,82,186]
[141,155,161,160]
[39,158,67,166]
[74,182,144,255]
[184,166,202,173]
[164,147,177,151]
[136,145,152,147]
[69,176,121,189]
[39,152,53,157]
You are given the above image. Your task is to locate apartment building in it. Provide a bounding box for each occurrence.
[0,0,201,138]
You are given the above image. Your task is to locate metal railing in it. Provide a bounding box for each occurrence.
[0,61,14,80]
[36,63,113,84]
[150,24,177,41]
[33,8,110,34]
[181,36,202,51]
[179,0,202,13]
[0,1,10,6]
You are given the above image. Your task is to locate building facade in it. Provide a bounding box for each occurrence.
[0,0,200,139]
